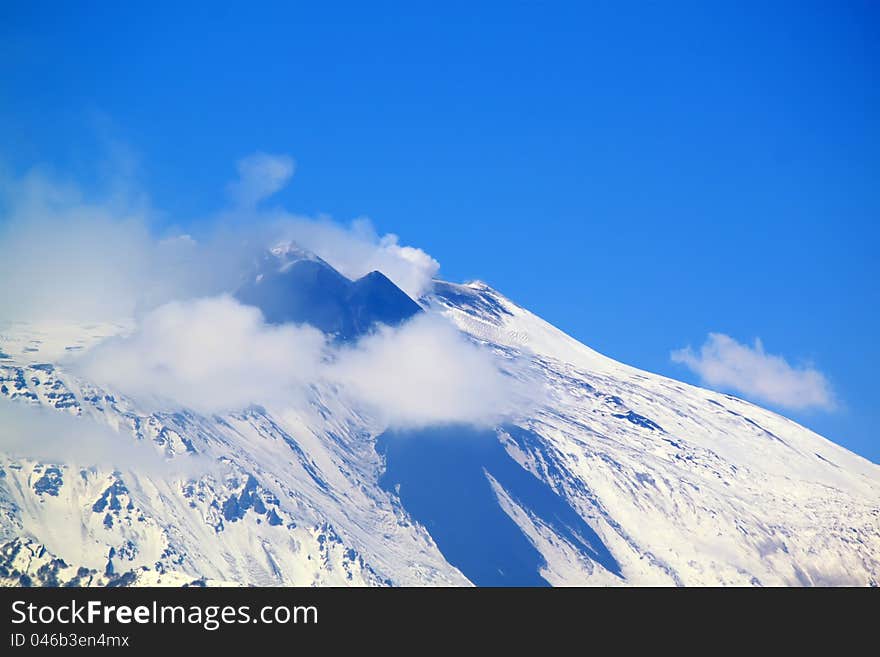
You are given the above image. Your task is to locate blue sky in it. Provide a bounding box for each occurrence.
[1,2,878,461]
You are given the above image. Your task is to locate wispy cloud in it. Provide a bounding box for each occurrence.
[0,153,439,321]
[227,152,295,207]
[0,397,208,477]
[0,169,245,323]
[72,295,327,414]
[1,152,533,432]
[327,313,534,429]
[71,297,533,429]
[671,333,835,411]
[271,217,440,299]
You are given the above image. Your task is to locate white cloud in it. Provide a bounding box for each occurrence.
[72,296,327,414]
[227,152,295,207]
[271,216,440,299]
[671,333,835,411]
[0,156,440,325]
[0,171,155,322]
[0,397,206,477]
[0,154,512,428]
[71,297,531,429]
[0,170,245,323]
[328,313,531,429]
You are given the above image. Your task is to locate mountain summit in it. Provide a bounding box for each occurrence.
[235,243,422,340]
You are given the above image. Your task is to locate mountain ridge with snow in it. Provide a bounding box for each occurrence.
[1,252,877,587]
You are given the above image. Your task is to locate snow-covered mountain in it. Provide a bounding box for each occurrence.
[1,249,878,587]
[235,242,422,339]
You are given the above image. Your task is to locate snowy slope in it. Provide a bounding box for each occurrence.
[428,281,880,586]
[1,277,878,587]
